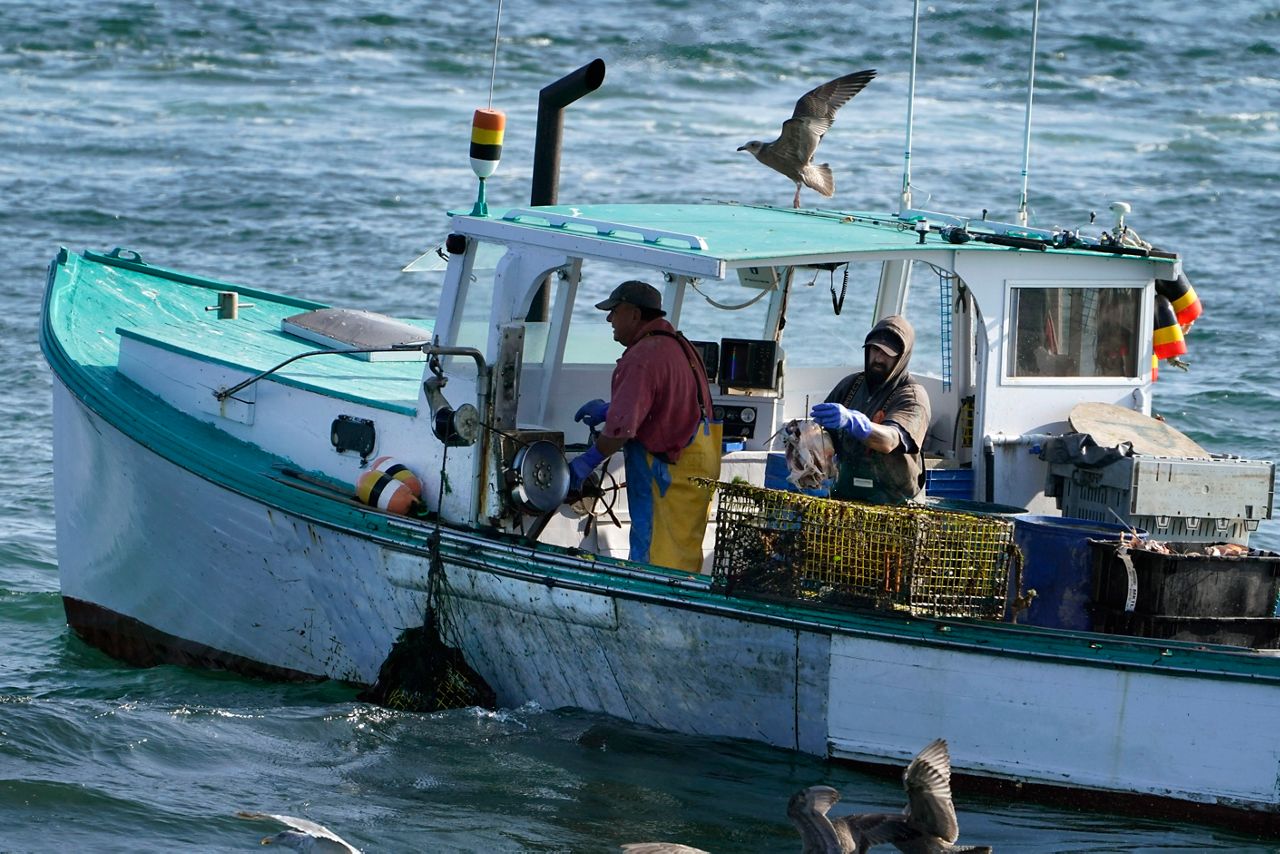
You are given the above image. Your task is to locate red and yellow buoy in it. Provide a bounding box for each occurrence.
[1156,272,1202,329]
[356,469,420,516]
[370,456,423,498]
[1153,294,1187,361]
[470,108,505,178]
[1151,293,1187,384]
[469,108,505,216]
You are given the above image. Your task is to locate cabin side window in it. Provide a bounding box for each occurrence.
[1006,286,1142,379]
[451,240,504,352]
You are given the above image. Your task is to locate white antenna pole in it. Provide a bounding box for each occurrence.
[1016,0,1041,227]
[487,0,504,109]
[900,0,920,213]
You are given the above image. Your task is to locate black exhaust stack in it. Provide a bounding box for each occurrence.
[531,58,606,206]
[527,59,606,322]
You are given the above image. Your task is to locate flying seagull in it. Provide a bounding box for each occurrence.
[236,811,363,853]
[738,69,876,208]
[787,739,992,854]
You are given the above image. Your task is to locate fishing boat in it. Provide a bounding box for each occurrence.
[40,32,1280,836]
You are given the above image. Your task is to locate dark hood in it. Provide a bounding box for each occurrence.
[863,314,916,394]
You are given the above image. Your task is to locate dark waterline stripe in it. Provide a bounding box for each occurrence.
[62,597,328,684]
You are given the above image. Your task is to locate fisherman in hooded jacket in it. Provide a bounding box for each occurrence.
[810,315,931,504]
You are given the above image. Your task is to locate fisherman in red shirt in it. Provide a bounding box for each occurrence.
[568,280,721,572]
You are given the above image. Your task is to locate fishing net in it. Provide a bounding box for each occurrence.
[357,534,496,713]
[704,480,1017,619]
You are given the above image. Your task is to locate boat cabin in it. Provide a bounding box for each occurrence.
[410,201,1178,564]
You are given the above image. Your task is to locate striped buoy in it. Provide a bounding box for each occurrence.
[1155,272,1203,327]
[370,456,422,498]
[1151,352,1159,383]
[356,470,419,516]
[469,108,505,179]
[1152,294,1187,360]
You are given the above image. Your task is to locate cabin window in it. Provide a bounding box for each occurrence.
[453,242,502,353]
[1006,286,1142,379]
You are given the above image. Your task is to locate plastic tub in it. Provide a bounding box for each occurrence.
[1013,515,1141,630]
[921,496,1027,516]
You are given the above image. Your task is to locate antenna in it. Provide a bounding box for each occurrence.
[1016,0,1041,227]
[470,1,506,217]
[487,0,503,109]
[899,0,921,213]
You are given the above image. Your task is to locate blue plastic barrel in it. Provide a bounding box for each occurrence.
[1012,515,1141,630]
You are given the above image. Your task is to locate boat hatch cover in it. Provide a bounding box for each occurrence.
[282,308,434,362]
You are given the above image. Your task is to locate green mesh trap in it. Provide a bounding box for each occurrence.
[704,480,1017,619]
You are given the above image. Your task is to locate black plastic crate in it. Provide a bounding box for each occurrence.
[1090,541,1280,619]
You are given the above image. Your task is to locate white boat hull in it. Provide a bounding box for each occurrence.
[53,379,429,683]
[51,378,1280,824]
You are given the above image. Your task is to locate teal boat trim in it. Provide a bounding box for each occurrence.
[81,247,326,312]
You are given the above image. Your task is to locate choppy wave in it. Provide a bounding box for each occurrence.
[3,1,1280,850]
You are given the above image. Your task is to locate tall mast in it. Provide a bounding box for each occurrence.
[900,0,921,212]
[1016,0,1041,227]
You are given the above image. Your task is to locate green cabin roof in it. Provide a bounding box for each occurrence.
[452,202,1177,278]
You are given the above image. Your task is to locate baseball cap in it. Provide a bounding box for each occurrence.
[594,280,665,315]
[864,329,903,358]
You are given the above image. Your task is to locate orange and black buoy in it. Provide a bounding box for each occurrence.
[1151,352,1159,383]
[1153,293,1187,368]
[1156,272,1203,328]
[469,108,505,216]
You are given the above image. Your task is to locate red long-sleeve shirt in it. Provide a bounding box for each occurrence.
[602,317,710,462]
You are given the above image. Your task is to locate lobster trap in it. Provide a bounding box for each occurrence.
[707,481,1017,619]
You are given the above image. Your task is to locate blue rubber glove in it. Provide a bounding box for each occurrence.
[569,445,606,492]
[573,398,610,428]
[811,402,873,441]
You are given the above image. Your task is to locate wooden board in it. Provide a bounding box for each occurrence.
[1069,402,1210,459]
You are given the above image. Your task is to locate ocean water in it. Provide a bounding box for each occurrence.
[4,1,1280,851]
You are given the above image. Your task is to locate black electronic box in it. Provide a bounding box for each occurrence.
[718,338,778,390]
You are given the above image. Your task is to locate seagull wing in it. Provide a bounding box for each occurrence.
[791,69,877,123]
[902,739,960,843]
[787,786,849,853]
[236,812,362,853]
[619,844,711,853]
[839,813,916,854]
[769,116,833,171]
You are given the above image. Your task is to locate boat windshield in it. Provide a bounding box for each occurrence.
[677,269,772,349]
[1006,285,1143,379]
[565,259,776,364]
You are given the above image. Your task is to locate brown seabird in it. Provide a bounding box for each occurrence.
[787,739,992,853]
[738,69,876,208]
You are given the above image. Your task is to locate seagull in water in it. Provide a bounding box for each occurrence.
[787,739,992,854]
[236,811,363,853]
[738,69,876,208]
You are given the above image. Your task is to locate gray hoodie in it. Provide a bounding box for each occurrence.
[823,315,931,503]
